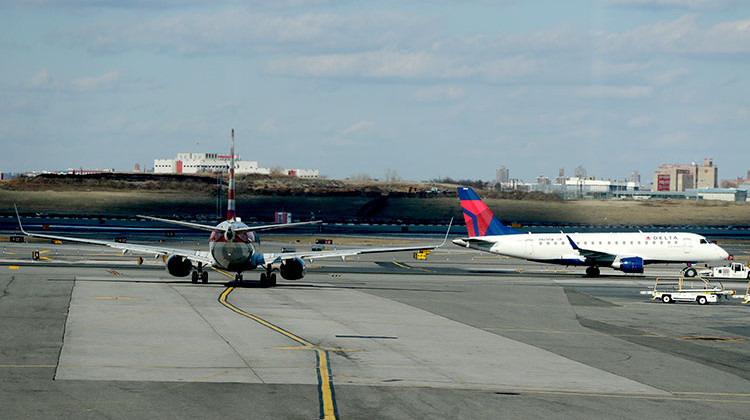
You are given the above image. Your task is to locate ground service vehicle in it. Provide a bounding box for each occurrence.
[640,277,735,305]
[683,262,750,279]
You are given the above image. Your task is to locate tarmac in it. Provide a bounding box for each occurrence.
[1,238,750,419]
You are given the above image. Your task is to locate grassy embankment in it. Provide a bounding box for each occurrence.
[1,173,749,226]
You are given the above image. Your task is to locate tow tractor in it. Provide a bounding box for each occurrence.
[640,277,735,305]
[682,262,750,279]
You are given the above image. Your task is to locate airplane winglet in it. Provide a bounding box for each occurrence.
[14,204,29,236]
[438,217,454,248]
[566,235,579,250]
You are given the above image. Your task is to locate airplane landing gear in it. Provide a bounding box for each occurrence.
[192,263,208,284]
[235,273,243,282]
[585,266,600,277]
[260,268,277,288]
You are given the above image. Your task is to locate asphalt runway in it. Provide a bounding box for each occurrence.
[1,238,750,419]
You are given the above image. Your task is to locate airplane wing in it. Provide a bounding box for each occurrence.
[137,215,224,233]
[234,220,322,233]
[566,235,617,264]
[262,219,453,264]
[16,208,213,265]
[137,215,322,233]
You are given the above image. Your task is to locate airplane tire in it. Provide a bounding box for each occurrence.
[661,295,672,304]
[697,296,708,305]
[684,268,697,278]
[269,273,277,287]
[191,271,198,284]
[586,266,600,277]
[201,271,208,284]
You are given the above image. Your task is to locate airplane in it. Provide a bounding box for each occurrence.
[452,187,729,277]
[14,130,449,287]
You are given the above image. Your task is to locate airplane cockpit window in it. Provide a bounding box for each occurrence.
[699,239,709,244]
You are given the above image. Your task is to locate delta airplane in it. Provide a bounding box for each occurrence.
[452,187,729,276]
[15,130,448,287]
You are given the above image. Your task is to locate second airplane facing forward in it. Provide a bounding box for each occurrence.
[453,187,729,276]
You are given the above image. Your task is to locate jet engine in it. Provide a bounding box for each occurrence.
[166,255,193,277]
[280,258,306,280]
[612,257,644,273]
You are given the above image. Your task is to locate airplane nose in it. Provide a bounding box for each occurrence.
[717,247,729,260]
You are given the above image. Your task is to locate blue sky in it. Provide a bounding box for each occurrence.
[1,0,749,184]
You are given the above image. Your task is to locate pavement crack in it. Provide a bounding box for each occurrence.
[169,284,265,383]
[0,275,15,300]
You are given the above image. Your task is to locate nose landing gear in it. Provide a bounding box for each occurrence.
[191,263,209,284]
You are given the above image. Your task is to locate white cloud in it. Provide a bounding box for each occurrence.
[648,68,689,86]
[24,68,123,92]
[577,85,653,98]
[609,0,744,10]
[26,68,52,89]
[342,120,376,135]
[590,60,653,78]
[411,86,465,102]
[71,71,119,92]
[267,50,449,79]
[267,50,538,83]
[626,115,658,127]
[600,14,750,54]
[63,9,425,56]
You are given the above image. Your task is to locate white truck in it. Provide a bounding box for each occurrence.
[682,262,750,279]
[640,277,735,305]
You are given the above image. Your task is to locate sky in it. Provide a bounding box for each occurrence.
[1,0,749,184]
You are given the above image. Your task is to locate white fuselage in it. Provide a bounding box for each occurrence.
[208,220,256,272]
[457,232,728,266]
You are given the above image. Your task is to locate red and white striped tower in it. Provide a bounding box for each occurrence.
[226,129,236,221]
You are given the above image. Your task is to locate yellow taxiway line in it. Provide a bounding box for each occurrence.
[218,287,339,420]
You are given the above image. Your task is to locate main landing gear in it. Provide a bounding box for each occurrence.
[230,268,277,288]
[191,264,208,284]
[259,267,277,288]
[585,266,600,277]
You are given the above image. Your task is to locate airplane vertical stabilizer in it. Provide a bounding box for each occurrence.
[458,187,520,237]
[227,129,236,221]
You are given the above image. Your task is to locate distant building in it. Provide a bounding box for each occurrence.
[554,167,566,185]
[630,170,640,184]
[562,177,639,199]
[66,168,115,175]
[496,166,510,184]
[534,175,552,186]
[653,158,717,192]
[154,152,318,178]
[720,169,750,188]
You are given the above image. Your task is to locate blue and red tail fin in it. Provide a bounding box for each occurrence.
[457,187,520,237]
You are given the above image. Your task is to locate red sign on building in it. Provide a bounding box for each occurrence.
[657,174,670,191]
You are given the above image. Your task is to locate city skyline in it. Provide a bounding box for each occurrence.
[1,1,749,181]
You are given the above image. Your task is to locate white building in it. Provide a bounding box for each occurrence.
[154,152,318,178]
